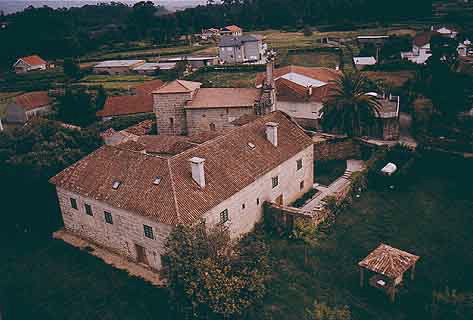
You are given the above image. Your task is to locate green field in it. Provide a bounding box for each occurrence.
[1,153,471,319]
[281,51,342,68]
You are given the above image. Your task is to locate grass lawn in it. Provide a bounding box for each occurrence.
[81,75,154,82]
[315,160,347,186]
[264,154,473,319]
[281,51,341,68]
[1,154,471,319]
[0,234,172,320]
[187,71,258,88]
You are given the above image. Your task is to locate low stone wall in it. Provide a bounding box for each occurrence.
[264,201,329,234]
[312,134,361,161]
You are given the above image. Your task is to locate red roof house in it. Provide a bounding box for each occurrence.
[13,55,48,74]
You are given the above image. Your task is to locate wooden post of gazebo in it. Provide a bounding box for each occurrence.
[411,262,416,280]
[358,243,420,303]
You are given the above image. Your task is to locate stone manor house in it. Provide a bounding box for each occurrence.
[50,111,314,270]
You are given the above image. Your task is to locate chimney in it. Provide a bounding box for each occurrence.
[308,85,313,96]
[0,118,3,132]
[266,59,274,88]
[335,65,340,71]
[265,122,279,147]
[189,157,206,188]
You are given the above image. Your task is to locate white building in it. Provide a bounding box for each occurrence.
[401,32,438,64]
[50,111,314,270]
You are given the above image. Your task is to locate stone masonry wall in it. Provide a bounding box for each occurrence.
[313,135,361,161]
[55,145,314,269]
[202,146,314,238]
[56,186,173,270]
[185,107,255,135]
[153,92,191,135]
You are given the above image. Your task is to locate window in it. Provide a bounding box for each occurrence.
[272,176,279,188]
[143,225,154,239]
[220,209,229,224]
[104,211,113,224]
[297,159,303,170]
[256,198,260,206]
[242,203,245,210]
[209,123,216,131]
[84,203,93,216]
[70,198,78,210]
[300,181,305,190]
[169,117,174,127]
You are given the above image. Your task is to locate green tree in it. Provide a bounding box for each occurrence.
[162,224,269,319]
[95,86,107,111]
[306,300,351,320]
[56,88,97,127]
[63,58,81,79]
[0,118,102,234]
[321,71,381,137]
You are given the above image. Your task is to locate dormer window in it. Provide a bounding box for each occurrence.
[153,177,162,185]
[248,142,256,150]
[112,181,121,190]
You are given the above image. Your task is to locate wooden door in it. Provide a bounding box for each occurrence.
[135,244,148,265]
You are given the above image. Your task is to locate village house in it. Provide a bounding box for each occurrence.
[13,55,48,74]
[256,65,400,140]
[220,25,243,37]
[50,111,314,270]
[218,35,264,64]
[201,28,221,40]
[158,56,218,70]
[96,79,164,120]
[431,26,458,39]
[93,60,146,75]
[4,91,52,123]
[152,74,275,136]
[401,31,438,64]
[353,56,377,69]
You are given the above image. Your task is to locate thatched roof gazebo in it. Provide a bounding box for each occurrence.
[358,243,420,302]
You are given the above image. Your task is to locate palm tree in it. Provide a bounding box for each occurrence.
[320,71,382,137]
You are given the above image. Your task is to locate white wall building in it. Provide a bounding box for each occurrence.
[50,111,315,270]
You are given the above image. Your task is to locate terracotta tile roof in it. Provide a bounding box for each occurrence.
[153,80,201,94]
[116,140,146,152]
[18,55,47,66]
[96,94,152,117]
[186,88,262,109]
[137,135,197,155]
[50,111,313,226]
[186,131,222,144]
[97,80,165,117]
[413,31,439,47]
[224,25,242,32]
[14,91,51,111]
[123,120,154,136]
[231,114,261,126]
[358,244,420,279]
[134,79,165,95]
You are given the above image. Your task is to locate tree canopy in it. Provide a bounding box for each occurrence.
[162,224,269,319]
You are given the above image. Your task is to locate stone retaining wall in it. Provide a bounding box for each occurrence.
[312,134,361,161]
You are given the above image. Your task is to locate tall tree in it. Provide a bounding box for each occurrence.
[321,71,381,137]
[162,224,269,319]
[55,88,96,127]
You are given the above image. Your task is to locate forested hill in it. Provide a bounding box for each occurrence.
[0,0,434,68]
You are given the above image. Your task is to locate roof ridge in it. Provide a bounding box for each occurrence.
[167,158,182,225]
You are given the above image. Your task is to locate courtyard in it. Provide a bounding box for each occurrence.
[0,153,471,319]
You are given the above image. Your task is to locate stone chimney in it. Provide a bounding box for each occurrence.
[265,122,279,147]
[189,157,206,188]
[335,65,340,71]
[308,85,313,96]
[266,59,274,88]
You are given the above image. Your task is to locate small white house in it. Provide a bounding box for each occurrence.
[353,56,377,69]
[401,32,437,64]
[13,55,47,74]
